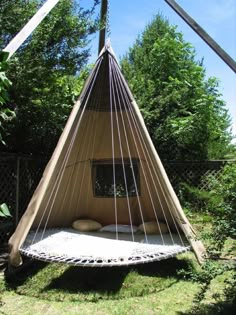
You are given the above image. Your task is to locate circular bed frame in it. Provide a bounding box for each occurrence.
[20,229,190,267]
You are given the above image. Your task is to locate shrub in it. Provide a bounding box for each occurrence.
[205,164,236,249]
[180,163,236,253]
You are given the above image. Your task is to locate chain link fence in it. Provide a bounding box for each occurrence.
[0,154,47,246]
[0,153,235,245]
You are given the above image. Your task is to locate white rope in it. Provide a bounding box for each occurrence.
[60,58,106,222]
[127,100,185,246]
[59,96,98,219]
[74,112,97,213]
[108,55,148,243]
[109,56,135,241]
[65,78,102,217]
[31,57,103,244]
[84,67,105,211]
[112,59,185,246]
[111,57,185,245]
[110,57,167,245]
[109,56,118,239]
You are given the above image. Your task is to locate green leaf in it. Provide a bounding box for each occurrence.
[0,203,12,217]
[0,51,9,63]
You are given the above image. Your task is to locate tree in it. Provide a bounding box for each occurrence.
[0,0,99,154]
[121,15,234,160]
[0,51,14,145]
[205,163,236,252]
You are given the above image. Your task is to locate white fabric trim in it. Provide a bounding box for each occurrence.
[20,229,190,267]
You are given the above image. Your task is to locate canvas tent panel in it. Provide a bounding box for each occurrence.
[8,46,206,267]
[31,110,172,228]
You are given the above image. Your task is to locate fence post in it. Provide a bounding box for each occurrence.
[15,157,20,227]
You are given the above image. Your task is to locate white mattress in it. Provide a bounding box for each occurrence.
[20,228,190,266]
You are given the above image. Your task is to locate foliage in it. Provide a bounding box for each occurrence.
[0,0,99,154]
[178,182,212,211]
[180,163,236,253]
[0,202,13,251]
[180,268,236,315]
[204,163,236,251]
[177,259,231,284]
[0,52,10,105]
[0,51,15,145]
[0,203,11,218]
[121,15,234,160]
[185,283,236,314]
[177,255,236,315]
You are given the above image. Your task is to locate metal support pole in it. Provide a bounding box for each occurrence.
[98,0,108,55]
[164,0,236,73]
[3,0,60,59]
[15,157,20,227]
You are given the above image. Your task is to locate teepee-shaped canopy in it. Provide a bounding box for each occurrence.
[9,45,206,267]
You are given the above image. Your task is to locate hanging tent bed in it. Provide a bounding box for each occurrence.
[8,43,206,267]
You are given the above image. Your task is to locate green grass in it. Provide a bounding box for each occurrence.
[0,251,235,315]
[4,256,193,302]
[0,213,235,315]
[0,280,200,315]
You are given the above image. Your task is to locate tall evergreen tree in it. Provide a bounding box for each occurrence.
[0,0,99,154]
[121,15,233,160]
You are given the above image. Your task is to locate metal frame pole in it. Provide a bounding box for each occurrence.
[98,0,108,55]
[3,0,60,59]
[164,0,236,73]
[15,157,20,227]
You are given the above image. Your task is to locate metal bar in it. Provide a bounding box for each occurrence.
[3,0,60,59]
[98,0,108,55]
[164,0,236,73]
[15,157,20,227]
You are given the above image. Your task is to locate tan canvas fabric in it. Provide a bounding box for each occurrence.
[8,46,206,266]
[29,110,172,228]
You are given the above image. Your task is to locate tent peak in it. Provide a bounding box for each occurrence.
[98,40,117,62]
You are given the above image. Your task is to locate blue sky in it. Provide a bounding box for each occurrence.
[83,0,236,137]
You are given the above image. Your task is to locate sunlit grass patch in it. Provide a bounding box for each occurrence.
[5,256,192,302]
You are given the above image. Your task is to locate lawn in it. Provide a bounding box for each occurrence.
[0,214,235,315]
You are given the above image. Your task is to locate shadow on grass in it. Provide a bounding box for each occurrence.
[41,257,191,298]
[177,300,236,315]
[5,260,49,289]
[135,257,192,278]
[3,255,195,302]
[41,265,180,302]
[45,266,129,294]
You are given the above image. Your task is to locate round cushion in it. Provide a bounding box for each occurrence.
[100,224,138,233]
[72,219,102,232]
[138,221,168,235]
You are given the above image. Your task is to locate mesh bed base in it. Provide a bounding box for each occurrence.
[20,228,191,267]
